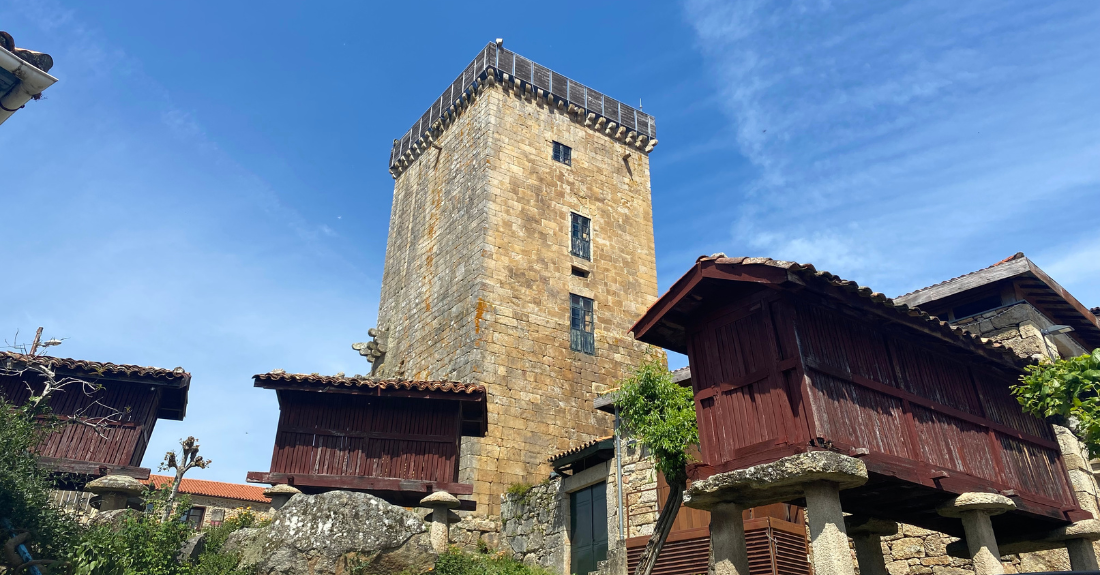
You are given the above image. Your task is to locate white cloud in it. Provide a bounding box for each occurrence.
[681,0,1100,297]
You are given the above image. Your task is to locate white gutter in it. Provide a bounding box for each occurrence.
[0,45,58,126]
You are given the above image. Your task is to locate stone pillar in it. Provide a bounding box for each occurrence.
[845,517,898,575]
[421,491,461,553]
[1066,538,1100,571]
[710,502,750,575]
[262,484,302,511]
[937,493,1015,575]
[84,475,145,512]
[804,481,856,575]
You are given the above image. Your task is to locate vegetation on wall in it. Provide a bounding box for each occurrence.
[433,547,553,575]
[614,354,698,575]
[1014,349,1100,457]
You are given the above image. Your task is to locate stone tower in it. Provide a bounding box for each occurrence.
[375,42,659,516]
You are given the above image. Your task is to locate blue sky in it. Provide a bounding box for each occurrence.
[1,0,1097,484]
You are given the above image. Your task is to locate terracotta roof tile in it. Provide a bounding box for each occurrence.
[688,255,1028,367]
[897,252,1025,300]
[0,351,190,385]
[252,371,485,394]
[549,436,614,463]
[146,475,270,504]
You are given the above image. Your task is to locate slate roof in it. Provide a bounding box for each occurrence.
[633,255,1028,367]
[253,370,485,395]
[147,474,270,504]
[0,351,190,385]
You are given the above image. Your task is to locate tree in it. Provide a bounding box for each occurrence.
[158,436,211,521]
[615,355,698,575]
[1013,348,1100,457]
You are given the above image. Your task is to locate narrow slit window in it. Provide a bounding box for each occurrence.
[571,212,591,260]
[570,294,595,355]
[553,141,572,166]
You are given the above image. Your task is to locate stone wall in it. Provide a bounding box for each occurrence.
[376,78,660,516]
[952,301,1088,361]
[500,479,568,572]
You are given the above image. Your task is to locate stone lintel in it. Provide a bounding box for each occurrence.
[845,516,899,537]
[936,492,1015,518]
[683,451,867,510]
[995,519,1100,555]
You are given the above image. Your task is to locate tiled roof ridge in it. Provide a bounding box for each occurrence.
[389,42,657,180]
[147,474,270,504]
[695,255,1028,367]
[0,351,190,381]
[548,435,614,463]
[253,370,486,394]
[896,252,1026,299]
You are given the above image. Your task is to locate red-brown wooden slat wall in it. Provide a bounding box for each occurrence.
[793,301,1074,508]
[685,292,1076,513]
[270,392,461,483]
[0,375,159,467]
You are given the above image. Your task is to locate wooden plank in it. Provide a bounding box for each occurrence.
[37,457,151,479]
[250,471,475,495]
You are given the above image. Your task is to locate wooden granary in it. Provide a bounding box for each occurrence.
[246,371,487,509]
[0,351,190,480]
[630,256,1088,541]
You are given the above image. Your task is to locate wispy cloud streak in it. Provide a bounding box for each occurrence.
[682,0,1100,299]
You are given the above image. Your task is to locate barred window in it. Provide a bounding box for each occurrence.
[553,141,572,165]
[570,212,591,260]
[570,294,595,355]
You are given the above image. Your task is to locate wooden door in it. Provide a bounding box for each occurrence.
[571,482,608,575]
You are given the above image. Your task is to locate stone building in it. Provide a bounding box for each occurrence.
[146,475,273,528]
[368,41,660,516]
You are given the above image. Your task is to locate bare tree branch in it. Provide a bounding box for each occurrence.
[158,436,212,521]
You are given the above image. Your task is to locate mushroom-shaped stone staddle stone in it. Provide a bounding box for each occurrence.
[421,491,461,553]
[263,484,302,511]
[85,475,146,512]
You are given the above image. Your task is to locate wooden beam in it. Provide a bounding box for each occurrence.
[246,471,475,496]
[255,382,485,402]
[37,457,151,479]
[277,426,457,443]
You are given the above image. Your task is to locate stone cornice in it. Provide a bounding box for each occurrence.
[390,42,657,180]
[389,70,658,180]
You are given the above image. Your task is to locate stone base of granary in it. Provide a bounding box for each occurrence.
[874,523,1076,575]
[686,452,868,575]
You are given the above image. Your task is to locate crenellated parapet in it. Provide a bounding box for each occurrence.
[389,41,657,179]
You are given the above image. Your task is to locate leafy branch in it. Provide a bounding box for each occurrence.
[1012,349,1100,457]
[615,354,698,575]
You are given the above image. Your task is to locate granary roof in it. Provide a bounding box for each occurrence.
[0,351,191,420]
[390,41,656,176]
[631,256,1029,368]
[0,351,190,384]
[147,474,271,504]
[252,370,485,396]
[895,252,1100,350]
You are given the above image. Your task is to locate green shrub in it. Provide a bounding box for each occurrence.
[0,395,79,564]
[434,548,553,575]
[1013,349,1100,456]
[504,482,534,500]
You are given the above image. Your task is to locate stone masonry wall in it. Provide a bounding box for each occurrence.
[501,479,568,573]
[377,79,659,517]
[952,301,1088,361]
